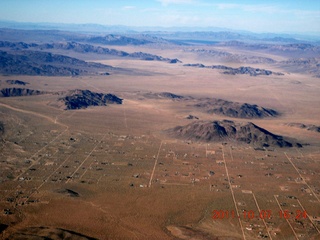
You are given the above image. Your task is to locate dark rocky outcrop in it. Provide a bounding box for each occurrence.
[184,63,283,76]
[194,99,279,119]
[143,92,186,100]
[166,120,299,148]
[186,115,199,120]
[61,89,122,110]
[5,80,29,85]
[0,88,45,97]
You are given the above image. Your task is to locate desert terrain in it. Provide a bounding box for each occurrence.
[0,29,319,240]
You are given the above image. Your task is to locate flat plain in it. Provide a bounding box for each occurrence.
[0,31,319,240]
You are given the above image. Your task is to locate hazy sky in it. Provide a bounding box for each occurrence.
[1,0,320,33]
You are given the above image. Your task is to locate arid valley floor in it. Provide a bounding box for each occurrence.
[0,29,320,240]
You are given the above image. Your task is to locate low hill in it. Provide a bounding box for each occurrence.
[61,89,123,110]
[194,99,279,119]
[5,80,29,85]
[143,92,186,100]
[166,120,299,148]
[286,123,320,133]
[0,88,46,97]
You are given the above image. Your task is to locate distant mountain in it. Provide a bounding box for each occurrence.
[0,20,319,42]
[87,34,151,45]
[0,41,180,63]
[0,50,115,76]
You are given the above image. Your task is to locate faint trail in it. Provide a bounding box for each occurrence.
[222,146,246,240]
[252,192,273,240]
[123,108,128,129]
[295,147,303,157]
[37,148,74,190]
[0,102,68,128]
[66,134,107,183]
[79,79,102,92]
[14,128,69,181]
[284,152,320,202]
[274,195,299,240]
[148,141,162,188]
[296,199,320,234]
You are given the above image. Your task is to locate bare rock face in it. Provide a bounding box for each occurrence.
[195,99,279,119]
[0,88,45,97]
[61,89,123,110]
[166,120,299,148]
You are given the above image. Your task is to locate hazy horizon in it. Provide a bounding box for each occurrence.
[1,0,319,35]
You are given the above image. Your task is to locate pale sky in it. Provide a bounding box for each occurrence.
[0,0,319,33]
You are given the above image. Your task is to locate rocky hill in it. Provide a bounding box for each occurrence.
[0,50,115,76]
[286,123,320,133]
[61,89,123,110]
[184,63,283,76]
[166,120,299,148]
[194,99,279,119]
[143,92,186,100]
[0,88,46,97]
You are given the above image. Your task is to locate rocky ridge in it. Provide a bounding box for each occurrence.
[0,88,46,97]
[194,99,279,119]
[0,50,115,76]
[166,120,300,148]
[0,41,180,63]
[184,63,283,76]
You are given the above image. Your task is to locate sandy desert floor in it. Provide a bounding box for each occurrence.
[0,44,320,240]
